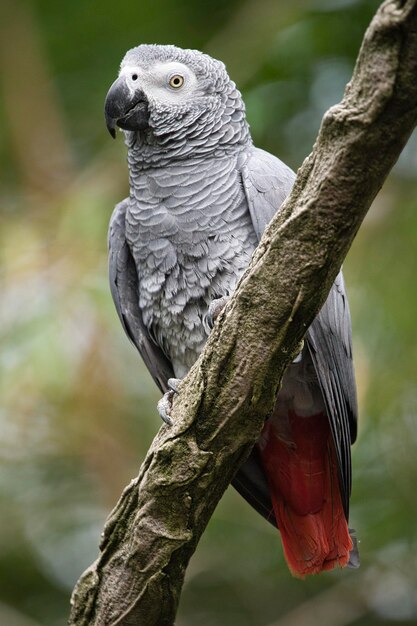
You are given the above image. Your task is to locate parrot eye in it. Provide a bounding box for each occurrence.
[168,74,185,89]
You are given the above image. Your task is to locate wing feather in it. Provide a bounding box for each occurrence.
[108,199,174,393]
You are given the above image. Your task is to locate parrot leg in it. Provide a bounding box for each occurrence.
[207,295,230,329]
[157,378,182,425]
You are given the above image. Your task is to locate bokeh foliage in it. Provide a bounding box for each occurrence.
[1,0,416,624]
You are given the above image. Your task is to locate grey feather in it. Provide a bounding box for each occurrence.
[108,199,174,392]
[240,147,295,235]
[306,274,358,514]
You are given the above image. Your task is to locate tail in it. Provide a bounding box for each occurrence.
[259,411,353,578]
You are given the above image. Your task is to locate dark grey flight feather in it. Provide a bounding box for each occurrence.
[241,146,358,517]
[306,274,358,515]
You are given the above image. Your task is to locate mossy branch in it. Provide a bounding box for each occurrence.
[69,2,417,625]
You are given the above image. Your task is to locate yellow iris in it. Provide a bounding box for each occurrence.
[169,74,184,89]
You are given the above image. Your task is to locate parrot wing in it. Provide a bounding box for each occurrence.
[240,146,358,518]
[306,272,358,515]
[108,199,174,393]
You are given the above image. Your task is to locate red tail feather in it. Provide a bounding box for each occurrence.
[259,411,352,578]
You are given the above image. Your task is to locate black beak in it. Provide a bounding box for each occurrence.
[104,75,150,138]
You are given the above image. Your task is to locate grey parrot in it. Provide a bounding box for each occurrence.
[104,44,358,578]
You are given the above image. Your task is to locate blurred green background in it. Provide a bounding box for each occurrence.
[1,0,417,624]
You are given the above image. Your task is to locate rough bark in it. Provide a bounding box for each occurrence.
[69,2,417,624]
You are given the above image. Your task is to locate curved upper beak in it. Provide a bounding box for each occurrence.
[104,75,149,138]
[104,76,130,138]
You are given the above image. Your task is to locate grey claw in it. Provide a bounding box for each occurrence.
[157,391,175,426]
[292,351,302,364]
[167,377,181,393]
[207,296,230,329]
[207,314,214,330]
[291,340,304,364]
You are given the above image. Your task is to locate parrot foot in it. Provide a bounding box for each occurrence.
[157,378,182,426]
[167,377,181,393]
[207,296,230,329]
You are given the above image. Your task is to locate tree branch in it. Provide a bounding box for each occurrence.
[69,2,417,624]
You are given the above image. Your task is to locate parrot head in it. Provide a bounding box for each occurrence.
[104,44,248,150]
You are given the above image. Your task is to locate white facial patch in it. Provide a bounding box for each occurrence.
[120,62,198,105]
